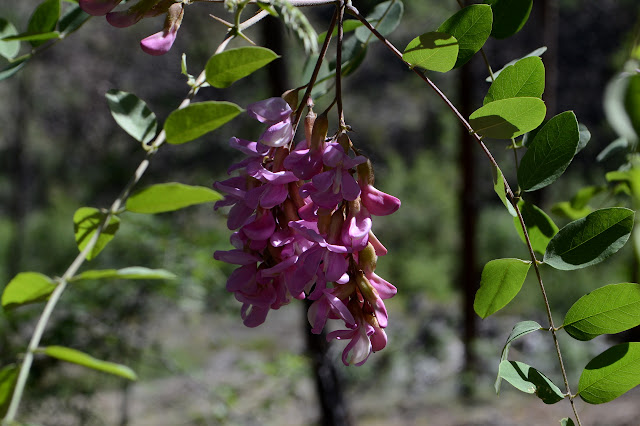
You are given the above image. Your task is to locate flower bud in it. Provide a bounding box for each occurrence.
[337,133,351,152]
[304,110,316,147]
[311,113,328,151]
[358,242,377,273]
[357,159,375,186]
[282,89,299,111]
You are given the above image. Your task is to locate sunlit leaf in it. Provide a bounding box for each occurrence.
[469,97,546,139]
[577,123,591,153]
[72,267,177,282]
[563,283,640,341]
[126,183,222,214]
[579,342,640,404]
[518,111,580,191]
[438,4,492,68]
[474,258,531,318]
[0,57,29,81]
[2,272,56,310]
[205,47,279,88]
[402,32,459,73]
[491,165,517,217]
[498,360,564,404]
[3,31,60,42]
[625,74,640,139]
[551,201,593,221]
[544,208,634,270]
[487,46,547,82]
[560,418,576,426]
[513,200,558,255]
[495,321,542,394]
[484,56,545,105]
[0,364,18,416]
[0,19,19,60]
[164,101,243,145]
[355,0,404,43]
[105,90,157,144]
[73,207,120,260]
[41,346,137,380]
[486,0,533,40]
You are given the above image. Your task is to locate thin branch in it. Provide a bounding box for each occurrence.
[336,1,345,127]
[347,4,582,424]
[1,12,261,420]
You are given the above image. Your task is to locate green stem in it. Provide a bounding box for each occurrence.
[1,25,244,424]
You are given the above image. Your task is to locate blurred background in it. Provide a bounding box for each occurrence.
[1,0,640,424]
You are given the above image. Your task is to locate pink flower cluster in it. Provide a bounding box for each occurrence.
[214,97,400,366]
[79,0,183,55]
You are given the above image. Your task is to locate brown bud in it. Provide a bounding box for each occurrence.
[304,110,316,147]
[358,242,377,273]
[311,113,329,151]
[282,89,299,111]
[357,159,374,186]
[337,133,351,152]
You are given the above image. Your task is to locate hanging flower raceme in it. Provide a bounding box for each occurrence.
[213,96,401,366]
[79,0,183,55]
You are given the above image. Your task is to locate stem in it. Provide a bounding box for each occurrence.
[336,2,345,128]
[293,6,339,130]
[1,19,252,421]
[347,5,582,424]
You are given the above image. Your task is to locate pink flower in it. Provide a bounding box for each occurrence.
[327,319,375,366]
[360,183,401,216]
[78,0,121,16]
[307,286,356,334]
[106,10,144,28]
[247,98,294,147]
[140,4,183,56]
[284,140,324,179]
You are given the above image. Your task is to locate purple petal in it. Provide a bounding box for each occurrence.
[242,210,275,241]
[368,272,397,299]
[340,171,361,201]
[259,119,294,148]
[79,0,121,16]
[247,97,292,123]
[213,249,260,265]
[361,184,401,216]
[140,29,177,56]
[106,10,142,27]
[229,137,269,156]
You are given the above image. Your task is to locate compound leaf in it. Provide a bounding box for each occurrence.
[164,101,243,145]
[126,183,222,214]
[73,207,120,260]
[484,56,545,104]
[470,97,546,139]
[438,4,492,68]
[2,272,56,310]
[105,90,157,144]
[42,346,137,381]
[498,360,564,404]
[402,32,459,73]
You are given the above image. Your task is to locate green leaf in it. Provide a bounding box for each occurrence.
[474,258,531,318]
[58,4,91,35]
[544,208,635,271]
[164,101,243,145]
[0,19,20,60]
[437,4,492,68]
[518,111,580,191]
[484,56,545,105]
[337,36,367,77]
[27,0,60,46]
[491,165,517,217]
[355,0,404,43]
[577,123,591,153]
[0,364,18,417]
[126,183,222,214]
[597,137,629,163]
[73,207,120,261]
[551,202,592,221]
[2,272,56,310]
[0,57,29,81]
[563,283,640,341]
[73,267,176,282]
[498,360,564,404]
[560,418,575,426]
[469,97,546,139]
[495,321,542,394]
[105,90,157,144]
[487,46,547,82]
[513,200,558,255]
[626,73,640,143]
[402,32,459,73]
[317,20,362,44]
[205,47,279,89]
[579,342,640,404]
[605,73,638,143]
[41,346,137,381]
[486,0,533,40]
[3,31,60,42]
